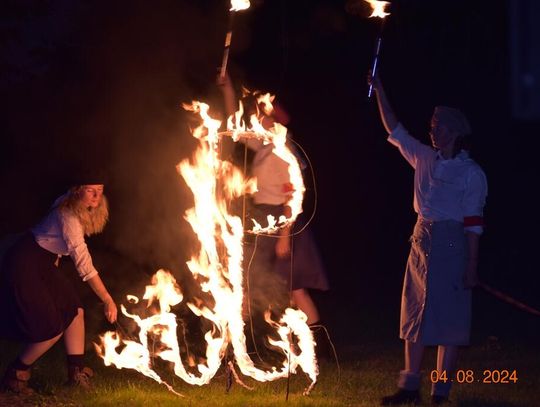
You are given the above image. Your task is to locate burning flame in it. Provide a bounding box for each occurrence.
[230,0,250,12]
[226,93,305,233]
[365,0,390,18]
[96,96,317,394]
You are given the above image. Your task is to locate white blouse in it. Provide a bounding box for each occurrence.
[32,196,99,281]
[245,138,291,206]
[388,123,488,234]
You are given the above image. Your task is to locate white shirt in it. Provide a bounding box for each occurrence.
[32,195,99,281]
[245,138,291,205]
[388,123,488,234]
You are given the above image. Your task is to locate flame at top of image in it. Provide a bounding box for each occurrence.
[230,0,250,11]
[365,0,390,18]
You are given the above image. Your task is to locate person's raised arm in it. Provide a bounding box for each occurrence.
[216,72,237,118]
[216,72,243,158]
[217,73,265,152]
[368,72,398,134]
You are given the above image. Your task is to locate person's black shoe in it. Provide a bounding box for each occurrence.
[380,389,420,405]
[309,324,334,362]
[431,395,449,405]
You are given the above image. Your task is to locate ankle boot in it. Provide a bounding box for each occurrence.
[0,365,34,395]
[66,365,94,390]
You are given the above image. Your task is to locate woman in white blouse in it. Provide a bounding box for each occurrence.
[0,183,117,394]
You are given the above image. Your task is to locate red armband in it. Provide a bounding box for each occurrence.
[282,182,294,193]
[463,216,484,227]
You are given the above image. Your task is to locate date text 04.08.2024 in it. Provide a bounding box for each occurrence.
[430,370,518,384]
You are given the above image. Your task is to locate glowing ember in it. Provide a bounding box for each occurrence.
[230,0,250,12]
[96,96,317,394]
[365,0,390,18]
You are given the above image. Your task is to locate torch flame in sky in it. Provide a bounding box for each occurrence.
[230,0,250,12]
[365,0,390,18]
[96,97,317,394]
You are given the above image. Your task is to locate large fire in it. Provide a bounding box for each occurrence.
[95,95,317,395]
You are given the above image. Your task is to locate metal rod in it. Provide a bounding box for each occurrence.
[115,320,136,341]
[367,16,387,98]
[367,35,382,98]
[479,282,540,316]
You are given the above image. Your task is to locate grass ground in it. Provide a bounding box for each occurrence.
[1,244,539,406]
[1,335,538,407]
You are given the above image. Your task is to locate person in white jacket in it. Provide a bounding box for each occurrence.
[369,73,488,406]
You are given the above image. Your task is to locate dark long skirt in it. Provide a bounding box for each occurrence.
[245,203,329,292]
[243,204,290,312]
[274,221,329,291]
[0,233,82,342]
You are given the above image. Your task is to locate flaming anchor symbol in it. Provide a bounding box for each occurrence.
[96,96,317,395]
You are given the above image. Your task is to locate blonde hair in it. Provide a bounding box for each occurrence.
[58,186,109,236]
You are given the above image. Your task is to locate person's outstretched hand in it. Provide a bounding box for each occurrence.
[275,235,291,258]
[104,298,118,323]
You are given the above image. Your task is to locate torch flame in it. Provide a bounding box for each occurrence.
[365,0,390,18]
[230,0,250,12]
[96,95,317,394]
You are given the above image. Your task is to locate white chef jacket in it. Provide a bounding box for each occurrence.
[388,123,488,234]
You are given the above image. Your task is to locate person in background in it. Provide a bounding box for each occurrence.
[217,74,330,354]
[368,72,488,406]
[0,179,118,394]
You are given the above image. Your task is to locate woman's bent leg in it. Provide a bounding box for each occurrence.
[1,332,63,394]
[63,308,93,389]
[19,332,63,365]
[63,308,85,355]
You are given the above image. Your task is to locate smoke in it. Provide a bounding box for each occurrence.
[90,2,292,329]
[1,1,301,343]
[0,0,230,296]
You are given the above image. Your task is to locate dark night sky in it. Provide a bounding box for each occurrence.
[1,0,539,344]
